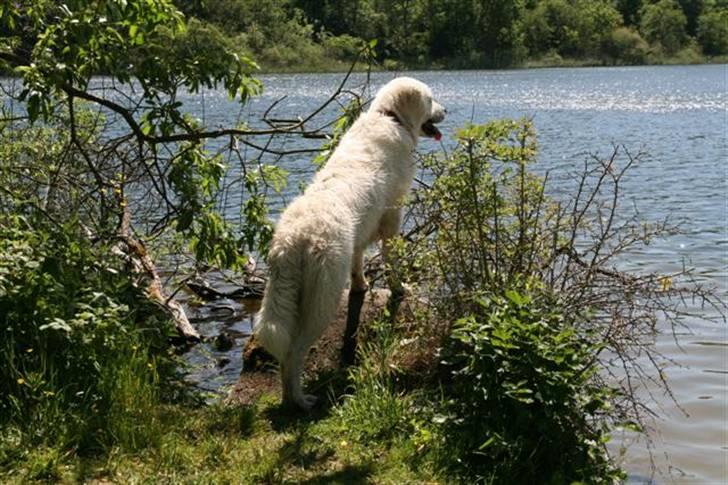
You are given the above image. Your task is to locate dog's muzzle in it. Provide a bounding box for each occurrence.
[422,103,446,141]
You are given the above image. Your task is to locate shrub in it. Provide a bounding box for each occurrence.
[0,214,176,453]
[322,33,366,62]
[437,290,621,483]
[0,0,271,463]
[384,119,716,481]
[671,39,705,64]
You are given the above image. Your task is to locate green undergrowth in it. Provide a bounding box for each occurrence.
[0,394,434,484]
[3,303,614,484]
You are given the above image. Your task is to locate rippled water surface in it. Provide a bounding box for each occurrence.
[82,65,727,482]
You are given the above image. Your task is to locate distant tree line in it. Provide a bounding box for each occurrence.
[175,0,727,69]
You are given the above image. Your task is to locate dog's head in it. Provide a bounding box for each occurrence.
[370,77,446,141]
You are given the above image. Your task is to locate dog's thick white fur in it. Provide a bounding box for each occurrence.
[253,77,445,409]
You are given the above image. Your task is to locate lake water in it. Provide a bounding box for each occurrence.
[21,65,722,482]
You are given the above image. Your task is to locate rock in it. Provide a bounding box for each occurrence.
[242,335,275,371]
[213,331,235,351]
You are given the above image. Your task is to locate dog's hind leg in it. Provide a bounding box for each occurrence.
[281,303,339,409]
[281,348,317,410]
[282,253,349,410]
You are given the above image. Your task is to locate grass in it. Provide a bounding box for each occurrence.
[1,299,438,484]
[1,390,435,484]
[523,50,727,69]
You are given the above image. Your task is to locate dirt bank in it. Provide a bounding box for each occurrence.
[227,289,394,406]
[227,287,444,406]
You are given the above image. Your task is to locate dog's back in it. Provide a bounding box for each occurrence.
[254,112,412,346]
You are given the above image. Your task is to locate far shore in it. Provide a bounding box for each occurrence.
[1,57,726,80]
[250,55,728,75]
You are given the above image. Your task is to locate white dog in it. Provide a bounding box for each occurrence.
[253,77,445,409]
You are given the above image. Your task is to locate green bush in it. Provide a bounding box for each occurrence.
[400,119,549,303]
[322,33,367,62]
[383,118,696,481]
[670,39,706,64]
[385,119,625,481]
[0,215,176,453]
[436,289,621,483]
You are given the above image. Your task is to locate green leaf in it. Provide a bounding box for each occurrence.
[40,318,72,333]
[505,289,528,307]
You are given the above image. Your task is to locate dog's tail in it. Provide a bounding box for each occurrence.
[253,238,349,364]
[253,252,301,363]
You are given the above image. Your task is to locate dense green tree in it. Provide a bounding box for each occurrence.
[423,0,480,61]
[472,0,528,66]
[575,0,624,55]
[418,0,526,66]
[522,0,578,55]
[697,6,728,54]
[676,0,706,36]
[293,0,380,39]
[366,0,428,61]
[523,0,622,58]
[615,0,644,25]
[286,0,725,66]
[112,0,728,68]
[640,0,689,53]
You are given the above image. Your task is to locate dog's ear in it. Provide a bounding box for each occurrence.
[392,86,427,131]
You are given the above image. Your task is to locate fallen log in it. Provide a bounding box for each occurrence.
[116,205,200,342]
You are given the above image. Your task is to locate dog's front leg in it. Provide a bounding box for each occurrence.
[382,236,406,318]
[342,247,369,367]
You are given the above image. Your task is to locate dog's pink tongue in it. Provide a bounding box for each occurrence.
[424,121,442,141]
